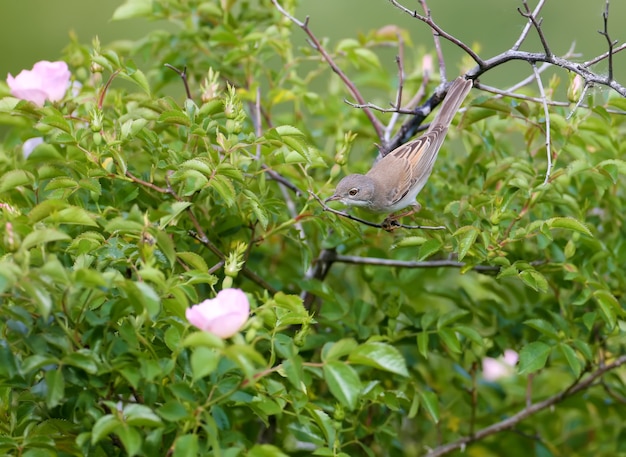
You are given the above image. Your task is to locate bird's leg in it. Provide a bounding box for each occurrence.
[381,203,422,230]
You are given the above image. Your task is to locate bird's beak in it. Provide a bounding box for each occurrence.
[324,194,340,203]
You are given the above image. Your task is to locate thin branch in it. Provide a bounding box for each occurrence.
[425,355,626,457]
[531,63,552,185]
[271,0,385,141]
[419,0,446,80]
[465,50,625,97]
[512,0,546,51]
[598,0,616,82]
[333,255,503,273]
[583,42,626,68]
[474,82,569,107]
[164,64,193,100]
[517,0,552,58]
[310,191,446,231]
[387,0,486,68]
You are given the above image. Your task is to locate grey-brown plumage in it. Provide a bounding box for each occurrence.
[326,76,473,214]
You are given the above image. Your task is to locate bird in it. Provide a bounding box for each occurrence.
[325,76,473,226]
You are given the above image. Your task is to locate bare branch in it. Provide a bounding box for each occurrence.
[425,355,626,457]
[271,0,385,141]
[517,0,552,57]
[530,64,553,185]
[164,64,193,100]
[419,0,446,80]
[598,0,616,82]
[583,42,626,68]
[387,0,486,68]
[512,0,546,51]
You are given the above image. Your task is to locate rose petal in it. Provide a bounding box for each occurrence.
[185,288,250,339]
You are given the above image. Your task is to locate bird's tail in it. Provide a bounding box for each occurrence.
[430,76,473,129]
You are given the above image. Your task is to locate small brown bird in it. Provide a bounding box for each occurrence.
[326,76,473,220]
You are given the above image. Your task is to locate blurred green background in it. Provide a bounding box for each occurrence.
[1,0,624,90]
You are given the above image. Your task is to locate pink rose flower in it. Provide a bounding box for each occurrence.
[185,289,250,338]
[482,349,519,381]
[7,61,71,107]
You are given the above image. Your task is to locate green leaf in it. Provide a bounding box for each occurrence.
[454,325,484,346]
[112,0,152,20]
[418,238,443,260]
[348,342,409,376]
[190,346,220,380]
[558,343,582,378]
[123,404,163,427]
[91,415,121,445]
[593,290,619,328]
[182,331,225,349]
[44,206,99,227]
[0,169,35,192]
[323,361,361,410]
[248,444,290,457]
[322,338,358,362]
[418,390,439,423]
[547,217,592,237]
[524,319,559,338]
[173,434,199,457]
[157,401,189,422]
[519,270,548,293]
[437,309,469,328]
[117,426,142,457]
[437,328,462,353]
[453,225,479,261]
[45,369,65,408]
[63,351,98,374]
[177,252,209,271]
[417,332,429,359]
[518,341,552,374]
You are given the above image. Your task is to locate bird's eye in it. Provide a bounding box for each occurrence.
[348,188,358,197]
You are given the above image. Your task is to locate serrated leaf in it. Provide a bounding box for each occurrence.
[323,361,361,410]
[348,342,409,376]
[158,110,191,127]
[547,217,592,237]
[518,341,551,374]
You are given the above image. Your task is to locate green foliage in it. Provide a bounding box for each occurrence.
[1,0,626,456]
